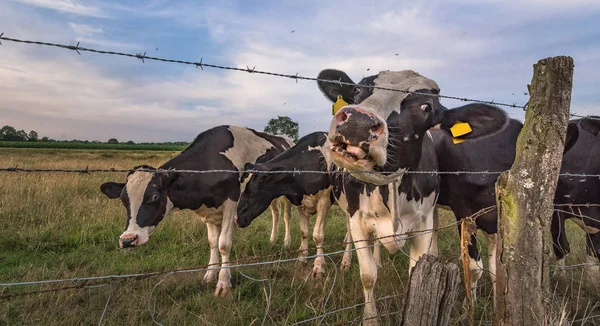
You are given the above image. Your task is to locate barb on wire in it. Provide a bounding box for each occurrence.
[0,34,525,109]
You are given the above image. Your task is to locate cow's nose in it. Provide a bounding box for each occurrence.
[120,235,138,248]
[334,107,384,145]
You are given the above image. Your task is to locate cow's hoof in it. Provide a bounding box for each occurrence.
[311,265,326,278]
[214,281,232,297]
[283,237,291,248]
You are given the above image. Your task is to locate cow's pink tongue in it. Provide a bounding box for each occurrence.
[345,145,367,159]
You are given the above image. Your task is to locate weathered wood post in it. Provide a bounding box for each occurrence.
[494,56,574,326]
[401,254,460,326]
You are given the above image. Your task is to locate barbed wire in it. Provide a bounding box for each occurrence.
[0,34,527,110]
[4,166,600,180]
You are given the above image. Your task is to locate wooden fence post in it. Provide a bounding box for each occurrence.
[401,254,460,326]
[494,56,574,326]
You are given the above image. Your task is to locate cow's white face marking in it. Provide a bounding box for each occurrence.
[120,171,153,247]
[240,173,253,192]
[119,171,176,247]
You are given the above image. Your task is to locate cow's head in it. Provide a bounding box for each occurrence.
[317,69,509,185]
[236,162,289,228]
[100,165,176,248]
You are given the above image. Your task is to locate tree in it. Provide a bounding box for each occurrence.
[28,130,39,142]
[41,136,49,142]
[264,115,299,142]
[107,138,119,144]
[16,130,28,141]
[0,125,19,141]
[126,140,135,145]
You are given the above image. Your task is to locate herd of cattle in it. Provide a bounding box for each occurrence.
[99,69,600,323]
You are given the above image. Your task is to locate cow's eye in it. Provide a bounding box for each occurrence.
[149,193,159,202]
[420,104,432,113]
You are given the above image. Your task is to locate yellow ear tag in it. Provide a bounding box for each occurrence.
[450,122,472,145]
[332,95,348,115]
[450,122,472,137]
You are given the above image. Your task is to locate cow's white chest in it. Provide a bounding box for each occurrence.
[194,204,225,224]
[353,185,437,252]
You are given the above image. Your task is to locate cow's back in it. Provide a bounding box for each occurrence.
[163,125,291,209]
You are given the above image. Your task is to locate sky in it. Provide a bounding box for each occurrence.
[0,0,599,143]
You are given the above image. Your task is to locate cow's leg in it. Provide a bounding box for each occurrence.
[297,209,310,263]
[269,198,281,244]
[283,197,292,248]
[486,232,498,309]
[340,211,353,271]
[373,242,382,269]
[203,222,221,284]
[408,209,438,274]
[351,216,379,325]
[551,212,570,277]
[311,193,331,277]
[215,200,235,296]
[466,234,483,306]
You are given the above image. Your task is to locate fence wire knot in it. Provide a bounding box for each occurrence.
[195,58,204,70]
[136,52,146,63]
[67,41,81,55]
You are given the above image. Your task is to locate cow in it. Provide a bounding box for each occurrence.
[552,116,600,279]
[236,131,377,276]
[99,125,293,296]
[431,118,580,306]
[316,69,509,323]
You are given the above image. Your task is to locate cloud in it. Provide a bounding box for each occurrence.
[1,0,598,144]
[69,22,103,36]
[7,0,108,18]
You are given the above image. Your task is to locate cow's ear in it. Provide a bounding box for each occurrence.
[435,104,509,142]
[579,117,600,136]
[564,122,579,154]
[317,69,356,103]
[100,182,125,199]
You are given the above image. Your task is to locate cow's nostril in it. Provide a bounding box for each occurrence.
[371,122,382,133]
[335,111,348,123]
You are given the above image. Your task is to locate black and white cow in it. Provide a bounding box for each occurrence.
[316,69,509,323]
[552,117,600,277]
[431,118,580,306]
[99,125,293,296]
[236,131,363,276]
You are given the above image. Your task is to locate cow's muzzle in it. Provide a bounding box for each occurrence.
[329,107,385,165]
[119,234,138,248]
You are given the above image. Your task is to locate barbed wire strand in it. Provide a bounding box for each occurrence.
[0,35,527,110]
[4,166,600,179]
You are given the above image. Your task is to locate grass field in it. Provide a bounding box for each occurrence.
[0,148,598,325]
